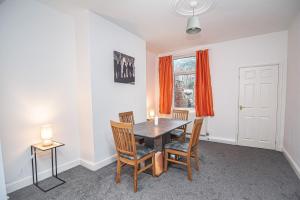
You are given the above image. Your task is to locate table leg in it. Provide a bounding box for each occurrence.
[144,134,171,176]
[30,147,66,192]
[31,147,35,184]
[51,149,54,176]
[55,147,58,177]
[34,147,38,184]
[153,136,163,151]
[153,135,171,176]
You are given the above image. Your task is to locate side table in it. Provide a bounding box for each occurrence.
[31,141,65,192]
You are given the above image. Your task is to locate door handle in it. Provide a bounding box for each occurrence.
[239,105,245,110]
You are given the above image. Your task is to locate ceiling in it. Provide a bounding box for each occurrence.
[39,0,300,53]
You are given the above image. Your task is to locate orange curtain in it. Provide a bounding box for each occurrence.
[159,55,173,114]
[195,49,214,117]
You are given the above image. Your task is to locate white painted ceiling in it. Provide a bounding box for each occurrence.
[39,0,300,53]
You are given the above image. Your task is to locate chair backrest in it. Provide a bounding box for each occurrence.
[110,120,136,159]
[119,111,135,124]
[172,109,189,130]
[188,118,204,152]
[172,109,189,120]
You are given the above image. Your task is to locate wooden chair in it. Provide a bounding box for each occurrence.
[170,109,189,142]
[119,111,135,124]
[119,111,144,144]
[110,121,155,192]
[164,118,203,181]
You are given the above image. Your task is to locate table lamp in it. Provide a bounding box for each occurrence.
[40,125,53,146]
[149,110,155,119]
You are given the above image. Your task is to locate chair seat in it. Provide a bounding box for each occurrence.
[135,135,145,144]
[164,141,189,152]
[120,145,154,160]
[135,135,144,140]
[170,129,184,137]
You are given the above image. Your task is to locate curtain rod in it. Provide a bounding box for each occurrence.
[171,49,210,59]
[173,54,195,60]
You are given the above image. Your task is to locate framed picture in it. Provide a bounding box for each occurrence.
[113,51,135,84]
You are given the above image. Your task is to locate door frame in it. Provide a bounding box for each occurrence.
[236,63,286,151]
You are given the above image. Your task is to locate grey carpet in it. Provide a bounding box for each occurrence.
[9,141,300,200]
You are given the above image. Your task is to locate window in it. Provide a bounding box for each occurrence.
[173,56,196,108]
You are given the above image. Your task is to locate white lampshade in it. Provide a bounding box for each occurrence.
[186,16,201,34]
[40,125,53,146]
[149,110,155,118]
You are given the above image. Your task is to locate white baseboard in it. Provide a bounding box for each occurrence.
[6,159,80,194]
[283,148,300,180]
[200,136,236,145]
[6,154,117,194]
[80,154,116,171]
[80,159,96,171]
[6,155,116,193]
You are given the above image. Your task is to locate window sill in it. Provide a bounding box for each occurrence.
[172,107,195,114]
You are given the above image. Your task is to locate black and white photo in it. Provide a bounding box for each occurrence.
[113,51,135,84]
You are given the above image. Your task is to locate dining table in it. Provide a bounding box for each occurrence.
[134,118,192,176]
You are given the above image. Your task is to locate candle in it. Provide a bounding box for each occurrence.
[154,116,159,125]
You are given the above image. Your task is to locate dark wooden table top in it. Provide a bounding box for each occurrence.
[134,118,192,138]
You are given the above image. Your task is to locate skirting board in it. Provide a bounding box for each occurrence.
[6,159,81,194]
[80,154,116,171]
[6,155,117,194]
[200,136,236,145]
[283,148,300,180]
[187,133,236,145]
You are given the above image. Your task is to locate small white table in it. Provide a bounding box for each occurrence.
[31,141,65,192]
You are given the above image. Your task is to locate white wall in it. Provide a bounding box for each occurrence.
[75,11,96,164]
[283,13,300,178]
[0,0,80,193]
[0,0,147,193]
[89,12,147,163]
[0,1,148,192]
[156,31,288,147]
[146,51,157,117]
[74,11,147,169]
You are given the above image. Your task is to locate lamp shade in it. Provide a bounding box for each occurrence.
[186,16,201,34]
[40,125,53,146]
[149,110,155,118]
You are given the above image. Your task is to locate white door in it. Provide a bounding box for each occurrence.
[238,65,278,149]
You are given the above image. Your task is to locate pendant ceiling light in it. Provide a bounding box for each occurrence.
[186,3,201,34]
[172,0,215,35]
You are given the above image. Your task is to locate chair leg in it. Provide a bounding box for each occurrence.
[152,153,156,176]
[133,164,138,192]
[164,150,168,172]
[180,134,186,142]
[187,156,192,181]
[116,158,121,183]
[194,145,200,171]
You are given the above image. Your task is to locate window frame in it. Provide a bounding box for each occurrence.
[173,55,196,111]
